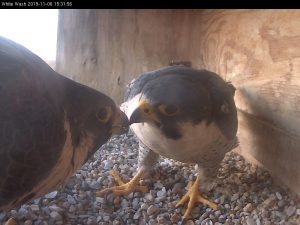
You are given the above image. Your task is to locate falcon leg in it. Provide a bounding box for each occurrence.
[4,218,17,225]
[96,140,159,197]
[96,169,147,196]
[176,174,217,219]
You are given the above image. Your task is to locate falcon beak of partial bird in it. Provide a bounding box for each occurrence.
[129,100,160,125]
[110,108,130,135]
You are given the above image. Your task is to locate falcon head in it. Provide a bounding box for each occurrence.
[127,73,212,139]
[65,84,130,157]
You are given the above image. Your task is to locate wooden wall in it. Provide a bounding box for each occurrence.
[56,9,186,104]
[194,10,300,197]
[56,9,300,196]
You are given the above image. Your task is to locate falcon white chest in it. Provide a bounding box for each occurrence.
[130,121,232,164]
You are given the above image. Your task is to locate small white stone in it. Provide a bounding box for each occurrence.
[0,212,5,220]
[121,199,129,208]
[256,218,261,225]
[246,217,256,225]
[30,205,40,211]
[243,203,253,212]
[69,205,76,213]
[275,192,282,200]
[285,206,296,217]
[49,205,61,212]
[50,211,62,221]
[113,220,121,225]
[185,220,195,225]
[95,197,105,204]
[87,217,97,225]
[157,190,167,198]
[44,191,58,199]
[67,195,76,204]
[103,160,113,170]
[140,203,149,210]
[103,215,110,221]
[144,193,154,202]
[133,211,141,220]
[24,220,33,225]
[147,205,159,215]
[231,193,239,202]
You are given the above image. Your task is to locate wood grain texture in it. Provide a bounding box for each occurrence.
[56,9,300,196]
[194,10,300,196]
[57,9,177,104]
[194,10,300,136]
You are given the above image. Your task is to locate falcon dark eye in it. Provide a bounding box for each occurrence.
[158,104,179,116]
[97,106,112,123]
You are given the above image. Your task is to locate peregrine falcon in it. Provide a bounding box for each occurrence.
[0,36,129,224]
[97,66,238,218]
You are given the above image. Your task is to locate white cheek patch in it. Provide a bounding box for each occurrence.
[121,93,143,119]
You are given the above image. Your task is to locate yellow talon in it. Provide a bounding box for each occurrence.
[109,170,125,185]
[176,175,217,218]
[5,218,17,225]
[96,169,147,197]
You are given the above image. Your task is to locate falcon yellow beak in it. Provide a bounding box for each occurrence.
[129,100,160,124]
[111,108,129,135]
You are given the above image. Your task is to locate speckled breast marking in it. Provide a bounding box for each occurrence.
[131,121,233,164]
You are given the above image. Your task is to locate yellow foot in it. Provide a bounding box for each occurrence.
[96,170,147,196]
[176,177,217,219]
[5,218,17,225]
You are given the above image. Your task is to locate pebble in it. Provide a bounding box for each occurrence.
[87,217,97,225]
[103,215,110,222]
[285,206,296,217]
[132,198,140,210]
[67,195,76,205]
[147,205,159,215]
[185,220,195,225]
[276,192,283,200]
[278,200,285,207]
[140,203,149,210]
[0,213,5,221]
[24,220,33,225]
[144,193,154,202]
[95,197,105,204]
[121,199,129,208]
[30,205,40,212]
[69,205,76,213]
[44,191,58,199]
[103,160,114,170]
[170,213,181,223]
[243,203,253,212]
[133,211,141,220]
[231,193,239,202]
[246,216,256,225]
[256,218,261,225]
[157,189,167,198]
[1,134,299,225]
[49,211,62,221]
[275,211,287,220]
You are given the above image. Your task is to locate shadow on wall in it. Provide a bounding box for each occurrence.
[237,87,300,196]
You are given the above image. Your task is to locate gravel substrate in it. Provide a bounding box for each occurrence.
[1,134,300,225]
